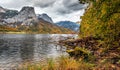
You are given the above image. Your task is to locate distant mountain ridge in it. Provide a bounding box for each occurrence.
[56,21,80,32]
[0,6,75,34]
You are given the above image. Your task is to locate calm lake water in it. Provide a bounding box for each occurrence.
[0,34,77,69]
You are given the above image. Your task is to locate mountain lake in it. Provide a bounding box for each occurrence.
[0,34,77,69]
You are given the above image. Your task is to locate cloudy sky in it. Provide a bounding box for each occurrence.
[0,0,87,22]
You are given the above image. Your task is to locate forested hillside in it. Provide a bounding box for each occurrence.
[80,0,120,42]
[62,0,120,69]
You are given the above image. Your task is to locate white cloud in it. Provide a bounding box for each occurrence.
[0,0,87,22]
[0,0,32,10]
[33,0,56,8]
[52,9,85,22]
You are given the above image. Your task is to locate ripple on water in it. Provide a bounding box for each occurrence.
[0,34,77,69]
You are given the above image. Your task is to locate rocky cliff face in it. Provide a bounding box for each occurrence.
[37,13,53,23]
[0,6,18,19]
[2,6,54,27]
[0,6,54,26]
[4,6,37,26]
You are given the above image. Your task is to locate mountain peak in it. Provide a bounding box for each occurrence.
[18,6,36,18]
[41,13,49,17]
[1,6,54,27]
[37,13,53,23]
[4,6,37,25]
[20,6,34,12]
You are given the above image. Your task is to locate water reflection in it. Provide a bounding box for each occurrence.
[20,34,35,61]
[0,34,76,69]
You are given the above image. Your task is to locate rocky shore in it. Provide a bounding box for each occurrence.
[59,36,120,69]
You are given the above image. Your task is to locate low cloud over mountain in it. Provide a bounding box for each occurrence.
[0,0,87,22]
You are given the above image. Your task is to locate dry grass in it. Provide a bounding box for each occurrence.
[17,56,93,70]
[17,56,120,70]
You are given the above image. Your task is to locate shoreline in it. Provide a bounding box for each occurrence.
[0,31,26,34]
[0,31,77,34]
